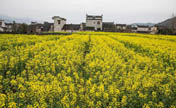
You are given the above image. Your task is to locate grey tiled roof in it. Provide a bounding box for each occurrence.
[137,25,149,28]
[52,16,66,21]
[62,24,80,30]
[86,14,103,20]
[116,24,126,26]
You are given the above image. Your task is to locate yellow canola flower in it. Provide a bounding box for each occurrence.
[19,92,25,98]
[10,80,17,86]
[121,96,127,107]
[0,94,6,107]
[8,102,17,108]
[0,33,176,108]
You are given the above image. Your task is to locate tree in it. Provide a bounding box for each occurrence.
[12,21,17,33]
[171,13,176,34]
[17,23,28,34]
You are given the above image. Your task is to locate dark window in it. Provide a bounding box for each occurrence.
[0,22,2,25]
[97,21,100,25]
[58,20,61,24]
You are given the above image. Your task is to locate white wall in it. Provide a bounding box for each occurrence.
[137,27,150,32]
[150,26,158,34]
[0,27,4,32]
[0,20,5,32]
[86,19,102,30]
[0,20,5,27]
[53,17,66,32]
[150,26,157,31]
[117,26,126,30]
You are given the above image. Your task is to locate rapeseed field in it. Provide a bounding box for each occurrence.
[0,32,176,108]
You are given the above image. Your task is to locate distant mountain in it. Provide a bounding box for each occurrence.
[0,14,43,24]
[157,17,176,29]
[131,23,156,27]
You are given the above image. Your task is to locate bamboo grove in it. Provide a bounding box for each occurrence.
[0,32,176,108]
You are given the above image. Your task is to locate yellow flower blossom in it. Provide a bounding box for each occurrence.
[0,33,176,107]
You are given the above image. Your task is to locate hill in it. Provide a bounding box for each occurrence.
[157,17,176,29]
[0,14,43,24]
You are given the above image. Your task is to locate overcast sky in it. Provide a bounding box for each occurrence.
[0,0,176,24]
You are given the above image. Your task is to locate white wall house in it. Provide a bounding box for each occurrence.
[116,24,127,31]
[52,16,66,32]
[0,20,6,32]
[0,20,5,27]
[137,26,150,31]
[5,23,13,32]
[136,25,151,33]
[86,15,103,31]
[0,27,4,32]
[150,26,158,34]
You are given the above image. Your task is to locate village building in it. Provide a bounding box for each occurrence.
[130,25,158,34]
[0,20,14,32]
[27,21,54,34]
[62,24,81,32]
[85,15,103,31]
[0,15,161,34]
[150,26,158,34]
[116,24,127,32]
[131,26,137,33]
[0,20,6,27]
[5,23,13,32]
[80,22,96,31]
[27,22,44,34]
[136,25,151,33]
[52,15,105,32]
[52,16,66,32]
[43,22,54,32]
[52,16,81,32]
[0,20,7,32]
[52,15,103,32]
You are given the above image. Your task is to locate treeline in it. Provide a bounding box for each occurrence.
[157,29,176,35]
